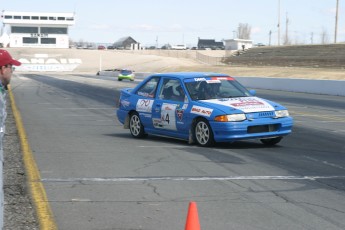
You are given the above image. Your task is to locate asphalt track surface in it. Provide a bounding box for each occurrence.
[9,73,345,230]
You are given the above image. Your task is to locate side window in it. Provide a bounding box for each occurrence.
[159,79,186,102]
[136,77,159,98]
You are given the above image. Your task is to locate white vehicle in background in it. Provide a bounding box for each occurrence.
[171,44,187,50]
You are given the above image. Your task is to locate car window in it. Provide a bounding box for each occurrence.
[121,70,132,75]
[136,77,159,98]
[185,77,251,100]
[159,79,186,102]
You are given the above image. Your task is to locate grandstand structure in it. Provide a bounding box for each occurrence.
[1,11,75,48]
[223,44,345,69]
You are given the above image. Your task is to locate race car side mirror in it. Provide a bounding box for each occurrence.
[249,89,256,96]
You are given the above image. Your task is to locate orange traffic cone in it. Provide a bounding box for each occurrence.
[185,201,201,230]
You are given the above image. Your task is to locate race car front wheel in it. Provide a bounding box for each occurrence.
[129,112,146,138]
[194,119,215,147]
[260,137,283,146]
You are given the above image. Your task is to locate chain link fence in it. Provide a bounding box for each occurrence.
[120,49,230,66]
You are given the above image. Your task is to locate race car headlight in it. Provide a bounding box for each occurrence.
[214,114,246,122]
[275,110,289,118]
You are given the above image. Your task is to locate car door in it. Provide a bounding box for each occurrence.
[134,77,160,128]
[151,77,189,137]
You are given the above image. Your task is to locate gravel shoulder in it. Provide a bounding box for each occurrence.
[4,99,39,230]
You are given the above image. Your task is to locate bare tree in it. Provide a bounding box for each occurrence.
[237,23,251,39]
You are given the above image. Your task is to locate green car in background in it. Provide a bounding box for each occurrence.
[118,69,135,81]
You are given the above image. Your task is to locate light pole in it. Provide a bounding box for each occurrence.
[277,0,281,46]
[334,0,339,43]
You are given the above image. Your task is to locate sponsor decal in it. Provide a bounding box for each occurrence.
[159,103,178,130]
[186,76,233,83]
[206,79,221,83]
[191,106,213,117]
[120,99,130,107]
[204,97,274,113]
[136,99,154,113]
[164,105,173,110]
[152,118,164,128]
[194,78,207,81]
[176,109,184,121]
[182,104,188,109]
[212,76,234,81]
[142,113,152,118]
[16,54,82,72]
[152,103,178,130]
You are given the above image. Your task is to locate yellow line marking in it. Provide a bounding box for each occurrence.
[8,86,57,230]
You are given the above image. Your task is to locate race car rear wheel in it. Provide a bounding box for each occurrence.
[260,137,283,146]
[129,112,145,138]
[194,119,215,147]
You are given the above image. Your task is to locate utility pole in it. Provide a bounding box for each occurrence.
[269,30,272,46]
[310,32,314,44]
[334,0,339,43]
[156,36,158,49]
[285,12,289,45]
[277,0,281,46]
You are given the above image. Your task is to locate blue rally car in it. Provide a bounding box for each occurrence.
[116,72,293,147]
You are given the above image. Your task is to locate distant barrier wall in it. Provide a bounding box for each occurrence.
[121,50,226,66]
[235,77,345,96]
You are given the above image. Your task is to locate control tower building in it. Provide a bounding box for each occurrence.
[1,11,75,48]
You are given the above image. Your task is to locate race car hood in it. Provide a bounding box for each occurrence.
[198,97,277,113]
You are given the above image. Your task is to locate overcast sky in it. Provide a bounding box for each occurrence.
[2,0,344,47]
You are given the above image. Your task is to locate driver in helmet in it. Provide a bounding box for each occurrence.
[205,82,221,99]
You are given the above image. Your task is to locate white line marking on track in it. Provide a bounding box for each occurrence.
[41,175,345,183]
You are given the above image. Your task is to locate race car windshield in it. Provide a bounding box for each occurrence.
[185,78,252,100]
[121,70,132,75]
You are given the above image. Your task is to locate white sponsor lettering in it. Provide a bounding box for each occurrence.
[190,105,213,117]
[204,97,274,113]
[194,78,206,81]
[15,54,82,72]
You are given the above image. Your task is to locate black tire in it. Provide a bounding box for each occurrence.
[194,119,215,147]
[260,137,283,146]
[129,112,146,138]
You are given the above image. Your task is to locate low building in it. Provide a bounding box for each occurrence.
[1,11,75,48]
[224,39,253,51]
[197,38,224,50]
[171,44,186,50]
[113,36,140,50]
